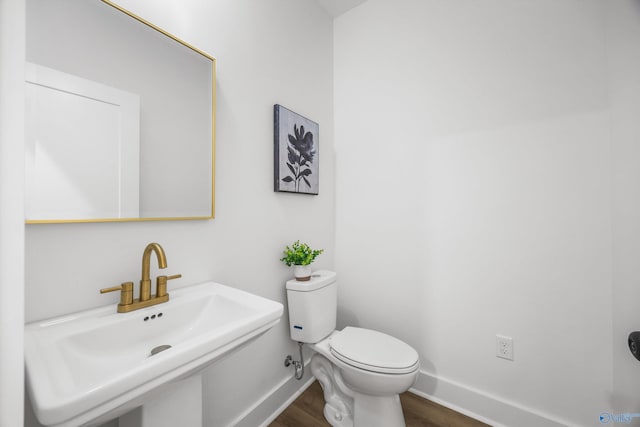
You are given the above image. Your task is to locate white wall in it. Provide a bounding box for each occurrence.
[608,0,640,417]
[24,0,333,426]
[0,0,25,426]
[335,0,614,425]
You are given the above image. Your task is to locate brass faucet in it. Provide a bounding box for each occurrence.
[100,242,181,313]
[140,242,167,301]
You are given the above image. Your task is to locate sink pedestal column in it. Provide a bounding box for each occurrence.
[119,374,202,427]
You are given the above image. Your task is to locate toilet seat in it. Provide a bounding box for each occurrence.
[329,327,419,374]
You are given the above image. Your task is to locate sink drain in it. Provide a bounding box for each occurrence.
[150,344,172,356]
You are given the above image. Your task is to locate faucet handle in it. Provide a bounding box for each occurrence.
[100,282,134,307]
[156,274,181,298]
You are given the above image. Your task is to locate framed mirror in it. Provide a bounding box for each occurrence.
[25,0,215,223]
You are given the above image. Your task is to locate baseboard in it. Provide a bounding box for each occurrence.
[228,358,315,427]
[229,366,574,427]
[411,370,573,427]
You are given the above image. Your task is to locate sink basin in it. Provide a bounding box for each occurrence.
[25,282,283,427]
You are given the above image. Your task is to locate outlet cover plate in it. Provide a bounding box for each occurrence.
[496,335,514,361]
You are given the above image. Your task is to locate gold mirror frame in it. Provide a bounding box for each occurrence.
[25,0,216,224]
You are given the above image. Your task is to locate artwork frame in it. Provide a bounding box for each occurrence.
[274,104,319,195]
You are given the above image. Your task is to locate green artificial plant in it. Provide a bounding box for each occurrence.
[280,240,324,266]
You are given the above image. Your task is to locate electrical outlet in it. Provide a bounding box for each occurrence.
[496,335,514,361]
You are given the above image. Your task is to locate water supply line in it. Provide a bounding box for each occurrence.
[284,342,305,380]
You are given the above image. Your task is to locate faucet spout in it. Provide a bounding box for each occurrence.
[142,243,167,280]
[140,243,167,301]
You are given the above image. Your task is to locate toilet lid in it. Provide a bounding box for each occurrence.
[329,327,419,374]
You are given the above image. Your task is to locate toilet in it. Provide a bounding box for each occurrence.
[286,270,419,427]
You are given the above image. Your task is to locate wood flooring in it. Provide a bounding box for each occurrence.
[269,381,491,427]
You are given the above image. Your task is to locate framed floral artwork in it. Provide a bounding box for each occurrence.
[274,104,319,195]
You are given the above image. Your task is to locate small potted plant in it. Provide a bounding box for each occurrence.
[280,240,324,281]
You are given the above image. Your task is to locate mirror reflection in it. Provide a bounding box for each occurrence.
[25,0,215,222]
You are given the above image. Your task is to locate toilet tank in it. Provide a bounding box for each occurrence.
[286,270,337,343]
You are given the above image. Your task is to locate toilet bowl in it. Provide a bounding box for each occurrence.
[285,271,420,427]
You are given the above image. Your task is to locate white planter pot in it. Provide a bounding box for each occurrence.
[293,265,311,281]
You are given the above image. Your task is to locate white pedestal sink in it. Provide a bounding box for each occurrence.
[24,282,283,427]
